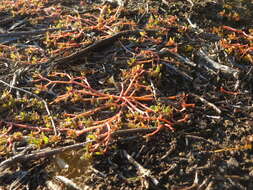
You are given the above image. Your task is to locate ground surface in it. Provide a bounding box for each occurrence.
[0,0,253,189]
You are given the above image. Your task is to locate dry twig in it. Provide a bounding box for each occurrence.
[0,140,93,170]
[123,150,159,187]
[191,93,221,114]
[197,49,239,77]
[52,29,142,69]
[0,28,70,38]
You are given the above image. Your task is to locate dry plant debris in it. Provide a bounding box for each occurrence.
[0,0,253,189]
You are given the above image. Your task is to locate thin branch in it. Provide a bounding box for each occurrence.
[191,93,221,114]
[197,49,239,77]
[55,176,83,190]
[161,61,193,81]
[0,140,94,171]
[159,48,197,67]
[0,128,159,170]
[123,150,159,186]
[52,29,142,69]
[0,28,71,38]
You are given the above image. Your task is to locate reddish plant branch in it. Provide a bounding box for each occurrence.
[31,69,194,150]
